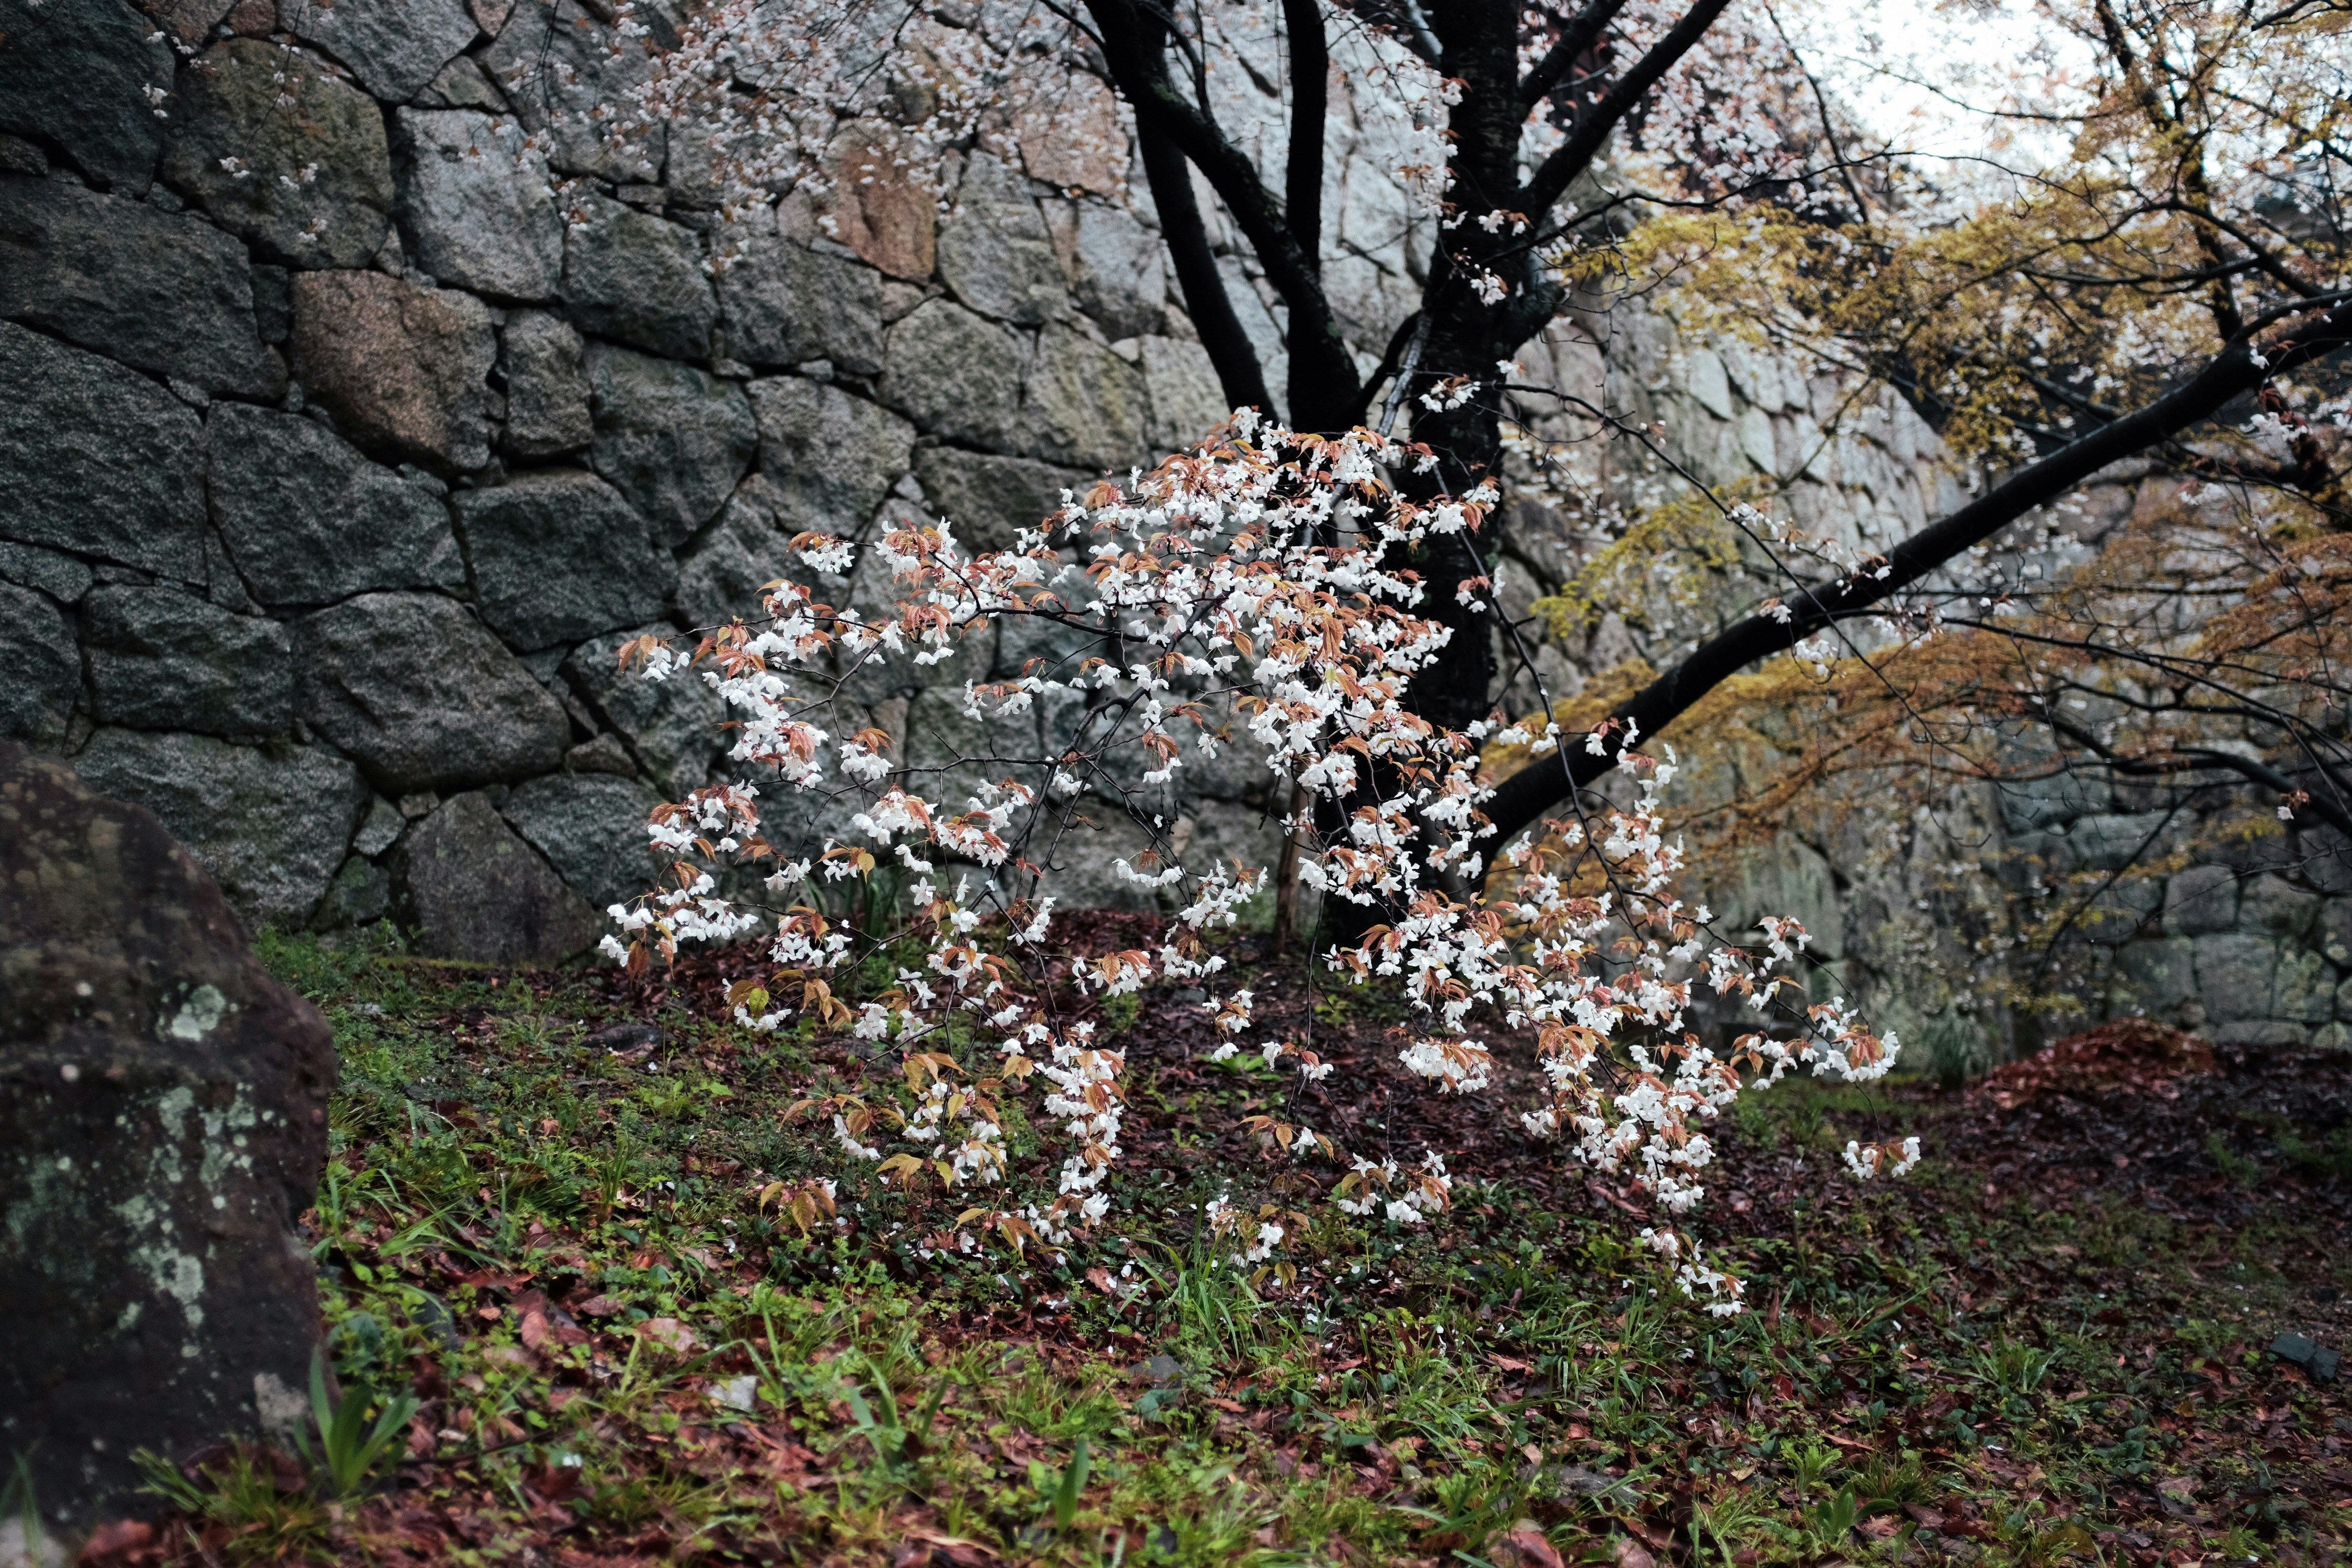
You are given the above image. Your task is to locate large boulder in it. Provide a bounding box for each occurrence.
[715,233,885,373]
[480,0,663,183]
[1140,335,1229,453]
[392,790,601,962]
[499,308,593,459]
[912,447,1089,552]
[586,346,757,545]
[0,580,80,745]
[1023,323,1147,471]
[877,297,1026,452]
[562,624,726,798]
[502,771,662,914]
[454,470,676,650]
[749,376,914,535]
[1070,202,1166,340]
[394,108,563,300]
[83,586,293,739]
[936,152,1065,327]
[293,592,571,792]
[0,322,205,580]
[160,38,394,270]
[0,741,335,1534]
[561,193,715,360]
[288,0,476,101]
[817,120,933,279]
[0,0,174,191]
[0,174,283,399]
[70,728,366,932]
[290,270,497,473]
[205,403,467,608]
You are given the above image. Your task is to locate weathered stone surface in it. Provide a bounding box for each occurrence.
[288,0,476,101]
[715,233,885,373]
[562,193,715,359]
[1012,69,1122,193]
[0,581,79,745]
[1140,335,1228,452]
[152,0,235,44]
[912,447,1088,551]
[291,270,496,472]
[84,586,293,739]
[161,38,393,268]
[877,298,1023,451]
[416,53,507,112]
[2273,945,2336,1023]
[0,322,205,579]
[0,541,93,604]
[500,308,593,458]
[70,728,366,929]
[456,470,676,650]
[313,853,393,929]
[0,175,282,398]
[2239,872,2320,939]
[480,0,663,182]
[207,403,465,606]
[819,120,934,279]
[2193,933,2278,1022]
[393,790,601,961]
[937,152,1065,326]
[563,625,726,798]
[0,0,173,190]
[503,771,661,913]
[2166,863,2241,936]
[672,474,807,625]
[586,345,757,544]
[1070,201,1165,339]
[395,108,562,300]
[1024,324,1148,470]
[749,376,914,535]
[2066,812,2170,873]
[2113,936,2197,1012]
[0,741,335,1531]
[294,592,570,792]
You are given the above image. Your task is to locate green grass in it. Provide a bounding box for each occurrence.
[122,930,2352,1566]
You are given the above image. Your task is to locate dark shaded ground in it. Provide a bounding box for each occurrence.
[82,924,2352,1567]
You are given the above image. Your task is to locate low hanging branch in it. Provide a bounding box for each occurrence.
[1480,300,2352,850]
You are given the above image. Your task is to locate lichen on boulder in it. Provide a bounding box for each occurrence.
[0,740,335,1535]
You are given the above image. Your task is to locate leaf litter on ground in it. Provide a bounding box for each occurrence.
[78,923,2352,1567]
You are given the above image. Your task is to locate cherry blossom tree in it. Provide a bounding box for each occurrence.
[536,0,2348,1281]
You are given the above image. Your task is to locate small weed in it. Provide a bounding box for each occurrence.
[2276,1124,2352,1180]
[1048,1436,1091,1530]
[136,1448,327,1565]
[295,1349,419,1499]
[2205,1133,2262,1187]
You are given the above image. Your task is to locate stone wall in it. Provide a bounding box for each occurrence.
[1504,306,2352,1054]
[0,0,1257,959]
[1,0,2342,1049]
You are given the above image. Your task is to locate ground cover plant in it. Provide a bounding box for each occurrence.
[86,927,2352,1568]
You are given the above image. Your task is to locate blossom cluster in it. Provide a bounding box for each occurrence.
[604,416,1911,1311]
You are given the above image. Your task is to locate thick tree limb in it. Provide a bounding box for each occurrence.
[1085,0,1360,426]
[1282,0,1326,261]
[1134,116,1273,414]
[1479,301,2352,847]
[1517,0,1630,108]
[1519,0,1734,222]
